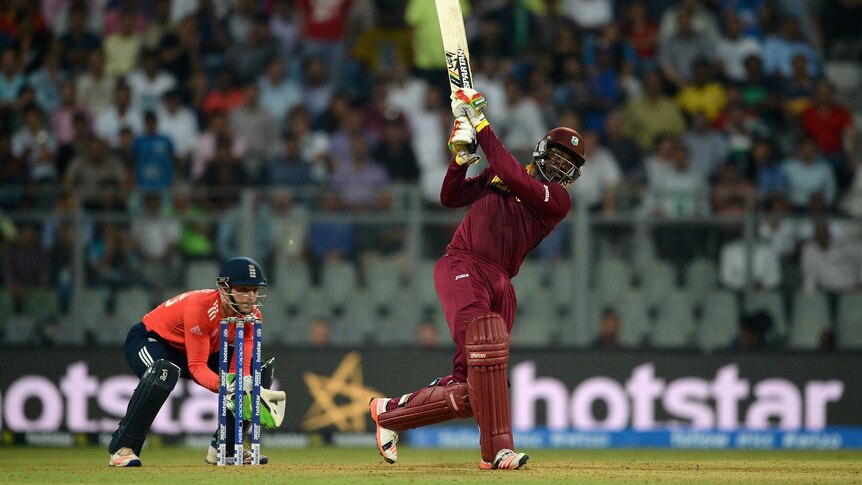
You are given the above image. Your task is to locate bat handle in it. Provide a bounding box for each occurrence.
[455,143,480,165]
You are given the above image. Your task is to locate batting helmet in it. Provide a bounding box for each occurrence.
[532,127,586,188]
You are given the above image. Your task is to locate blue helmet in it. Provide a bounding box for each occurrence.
[217,256,267,288]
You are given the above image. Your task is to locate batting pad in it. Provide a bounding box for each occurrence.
[466,313,514,463]
[109,359,180,455]
[378,381,471,432]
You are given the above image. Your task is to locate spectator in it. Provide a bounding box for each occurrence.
[130,192,181,290]
[228,14,279,84]
[266,133,315,188]
[372,112,420,184]
[603,110,644,190]
[404,0,470,87]
[75,49,116,114]
[95,80,142,147]
[782,54,818,115]
[300,57,335,122]
[658,0,721,44]
[125,49,177,113]
[1,222,50,312]
[0,133,26,208]
[87,222,143,293]
[350,10,413,81]
[762,16,819,80]
[268,188,309,264]
[164,185,214,261]
[495,78,548,160]
[132,111,175,191]
[593,308,622,350]
[28,48,66,114]
[202,69,244,116]
[63,136,128,210]
[308,318,333,348]
[659,7,716,89]
[12,104,57,183]
[712,162,756,215]
[675,58,727,122]
[142,0,172,50]
[563,0,613,33]
[736,311,773,351]
[800,80,856,188]
[570,129,621,215]
[621,1,659,72]
[284,105,330,184]
[683,112,728,180]
[228,83,279,172]
[801,222,862,294]
[103,8,143,77]
[269,0,302,61]
[0,49,25,109]
[308,192,356,265]
[716,11,763,83]
[782,137,836,211]
[156,89,198,165]
[59,4,102,73]
[750,137,788,203]
[216,194,272,263]
[758,193,800,259]
[296,0,354,86]
[192,112,246,182]
[622,69,686,151]
[158,14,206,83]
[719,232,782,291]
[258,58,302,124]
[331,135,390,211]
[417,319,440,348]
[198,137,248,210]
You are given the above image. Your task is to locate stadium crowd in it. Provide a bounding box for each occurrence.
[1,0,861,350]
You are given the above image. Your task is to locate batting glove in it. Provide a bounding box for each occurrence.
[451,88,489,132]
[448,116,480,165]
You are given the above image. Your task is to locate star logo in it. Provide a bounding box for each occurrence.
[302,352,381,432]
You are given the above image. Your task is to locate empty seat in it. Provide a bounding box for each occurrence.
[100,289,152,346]
[3,316,37,345]
[559,291,601,347]
[76,287,110,336]
[363,256,404,309]
[615,289,650,348]
[512,260,545,302]
[412,259,439,309]
[548,260,575,307]
[321,259,359,307]
[836,293,862,350]
[787,290,830,350]
[331,290,378,345]
[273,259,313,305]
[184,260,220,290]
[650,290,696,349]
[23,287,61,320]
[685,258,718,306]
[698,290,739,352]
[52,316,86,345]
[594,257,632,307]
[641,260,677,311]
[512,290,558,347]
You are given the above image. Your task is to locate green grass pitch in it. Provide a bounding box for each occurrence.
[1,447,861,484]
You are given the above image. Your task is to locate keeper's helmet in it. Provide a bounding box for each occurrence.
[532,127,586,188]
[217,256,267,313]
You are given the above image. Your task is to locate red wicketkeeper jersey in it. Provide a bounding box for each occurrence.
[142,289,260,392]
[439,126,572,277]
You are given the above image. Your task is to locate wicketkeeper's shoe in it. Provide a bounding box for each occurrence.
[479,448,529,470]
[108,447,142,467]
[205,444,269,465]
[369,397,398,464]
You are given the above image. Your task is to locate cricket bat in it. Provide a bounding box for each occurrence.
[435,0,479,163]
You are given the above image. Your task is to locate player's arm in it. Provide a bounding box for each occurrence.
[451,89,570,218]
[440,116,491,207]
[184,310,219,392]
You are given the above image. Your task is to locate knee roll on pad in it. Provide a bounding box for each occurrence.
[465,313,514,463]
[109,359,181,455]
[378,382,472,432]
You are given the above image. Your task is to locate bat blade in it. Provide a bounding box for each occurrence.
[435,0,473,91]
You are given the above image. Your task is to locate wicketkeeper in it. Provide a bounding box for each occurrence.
[369,88,586,469]
[108,256,285,467]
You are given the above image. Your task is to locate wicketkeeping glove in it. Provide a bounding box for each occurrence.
[448,116,480,165]
[226,373,286,429]
[450,88,489,132]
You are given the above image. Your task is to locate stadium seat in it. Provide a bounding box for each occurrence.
[412,259,440,309]
[836,293,862,350]
[685,258,718,307]
[363,256,404,309]
[594,257,632,307]
[51,316,86,345]
[330,290,378,346]
[787,290,831,350]
[321,259,359,308]
[615,289,650,348]
[548,260,575,308]
[2,316,37,345]
[512,260,545,302]
[697,290,740,352]
[184,260,220,290]
[641,260,677,311]
[649,290,696,348]
[511,289,558,348]
[745,290,787,338]
[273,259,312,306]
[559,290,601,347]
[23,287,61,320]
[77,287,110,337]
[99,289,152,346]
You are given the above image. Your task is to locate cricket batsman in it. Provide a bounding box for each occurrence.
[108,256,285,467]
[369,88,586,469]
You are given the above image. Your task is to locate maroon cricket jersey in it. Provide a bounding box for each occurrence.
[440,127,572,277]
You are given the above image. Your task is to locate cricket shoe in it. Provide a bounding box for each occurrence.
[205,444,269,465]
[479,448,529,470]
[369,397,398,464]
[108,447,141,467]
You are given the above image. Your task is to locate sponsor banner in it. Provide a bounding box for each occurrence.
[406,427,862,450]
[1,348,860,440]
